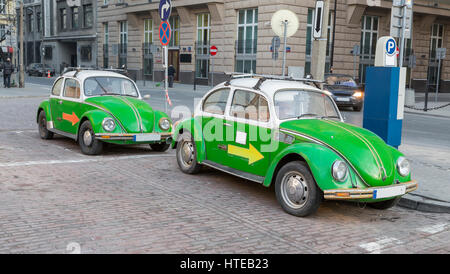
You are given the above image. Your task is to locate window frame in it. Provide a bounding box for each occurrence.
[51,77,65,97]
[201,88,232,116]
[62,78,81,100]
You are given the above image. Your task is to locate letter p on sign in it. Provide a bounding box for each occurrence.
[386,38,396,56]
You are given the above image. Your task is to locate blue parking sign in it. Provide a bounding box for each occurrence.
[159,0,172,21]
[386,38,397,56]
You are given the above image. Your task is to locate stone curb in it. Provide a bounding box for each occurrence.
[399,194,450,213]
[404,110,450,119]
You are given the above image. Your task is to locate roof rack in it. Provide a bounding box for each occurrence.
[62,67,128,77]
[224,72,323,90]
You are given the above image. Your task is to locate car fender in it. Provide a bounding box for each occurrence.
[171,117,206,163]
[153,110,172,134]
[78,109,124,138]
[263,142,358,191]
[37,100,52,123]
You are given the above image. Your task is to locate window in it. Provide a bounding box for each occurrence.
[36,11,41,32]
[28,13,34,32]
[169,16,180,47]
[0,25,5,38]
[84,77,139,97]
[203,89,230,115]
[428,24,444,85]
[119,21,128,67]
[103,23,109,68]
[274,90,339,120]
[305,9,334,74]
[71,7,79,29]
[51,78,64,96]
[44,46,52,60]
[236,8,258,73]
[60,8,67,30]
[83,4,93,28]
[230,90,270,122]
[196,14,210,79]
[80,46,92,62]
[63,78,81,99]
[103,0,109,5]
[359,15,379,83]
[0,0,5,15]
[143,19,153,76]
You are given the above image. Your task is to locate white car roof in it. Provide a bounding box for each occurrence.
[62,70,130,82]
[226,78,324,98]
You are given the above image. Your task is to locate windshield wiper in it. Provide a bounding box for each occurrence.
[319,115,340,120]
[297,113,319,119]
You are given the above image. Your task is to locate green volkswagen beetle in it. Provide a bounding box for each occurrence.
[172,75,418,217]
[37,69,172,155]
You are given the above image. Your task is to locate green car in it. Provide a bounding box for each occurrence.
[37,69,172,155]
[172,75,418,217]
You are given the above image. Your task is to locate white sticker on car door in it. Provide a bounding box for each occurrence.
[236,131,247,145]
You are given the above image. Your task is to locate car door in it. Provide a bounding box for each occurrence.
[201,87,232,165]
[49,77,65,130]
[57,78,83,136]
[222,89,273,177]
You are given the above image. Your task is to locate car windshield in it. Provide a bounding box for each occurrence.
[274,90,340,120]
[325,75,357,87]
[84,77,139,97]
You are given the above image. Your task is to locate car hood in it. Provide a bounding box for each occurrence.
[280,119,396,187]
[325,85,359,96]
[85,96,155,133]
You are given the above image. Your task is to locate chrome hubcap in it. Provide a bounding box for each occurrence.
[83,130,93,146]
[281,171,309,209]
[180,141,194,168]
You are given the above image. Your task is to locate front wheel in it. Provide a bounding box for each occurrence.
[367,197,401,210]
[38,111,54,140]
[150,143,170,152]
[78,120,103,155]
[275,161,322,217]
[176,131,201,174]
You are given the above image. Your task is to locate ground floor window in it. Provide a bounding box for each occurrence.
[196,59,209,79]
[235,59,256,74]
[103,44,109,68]
[80,45,92,62]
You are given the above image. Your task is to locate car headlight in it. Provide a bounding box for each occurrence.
[332,160,348,182]
[397,156,410,177]
[352,91,363,98]
[102,118,116,132]
[159,118,171,131]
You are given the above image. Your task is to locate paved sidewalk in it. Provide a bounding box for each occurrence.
[0,83,50,98]
[405,93,450,118]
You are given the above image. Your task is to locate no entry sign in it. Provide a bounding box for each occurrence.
[210,45,218,56]
[159,21,171,46]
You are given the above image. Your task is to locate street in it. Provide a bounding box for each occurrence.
[0,76,448,254]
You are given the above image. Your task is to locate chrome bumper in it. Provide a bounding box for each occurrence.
[95,132,172,142]
[323,181,418,200]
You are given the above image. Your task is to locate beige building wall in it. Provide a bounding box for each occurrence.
[96,0,450,91]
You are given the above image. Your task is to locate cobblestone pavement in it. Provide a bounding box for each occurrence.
[0,128,449,254]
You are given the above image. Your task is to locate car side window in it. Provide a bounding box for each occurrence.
[63,78,81,99]
[51,78,64,96]
[230,89,270,122]
[202,88,230,115]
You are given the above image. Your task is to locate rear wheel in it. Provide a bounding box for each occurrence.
[78,120,103,155]
[367,197,401,210]
[275,161,322,217]
[150,143,170,152]
[176,131,201,174]
[38,111,54,140]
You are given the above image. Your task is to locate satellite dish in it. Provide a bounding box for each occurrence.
[271,10,299,38]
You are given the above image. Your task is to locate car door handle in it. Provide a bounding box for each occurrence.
[224,123,232,127]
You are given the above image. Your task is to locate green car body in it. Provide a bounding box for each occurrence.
[37,70,172,154]
[172,77,417,216]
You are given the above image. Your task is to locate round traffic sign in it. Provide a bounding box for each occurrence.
[159,21,171,46]
[385,38,397,56]
[159,0,172,21]
[210,45,218,56]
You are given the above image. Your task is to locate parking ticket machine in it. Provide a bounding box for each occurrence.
[363,37,406,149]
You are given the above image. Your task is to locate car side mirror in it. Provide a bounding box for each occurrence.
[143,94,150,99]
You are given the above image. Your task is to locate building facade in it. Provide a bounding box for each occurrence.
[1,0,17,64]
[19,0,43,68]
[97,0,450,92]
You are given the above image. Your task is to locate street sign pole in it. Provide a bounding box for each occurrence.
[282,21,288,76]
[159,0,172,112]
[164,45,168,112]
[436,57,441,102]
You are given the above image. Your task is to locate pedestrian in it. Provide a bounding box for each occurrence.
[3,58,14,88]
[168,64,175,88]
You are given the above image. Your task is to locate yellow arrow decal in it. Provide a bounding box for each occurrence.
[228,144,264,165]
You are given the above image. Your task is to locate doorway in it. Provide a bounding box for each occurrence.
[168,50,179,81]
